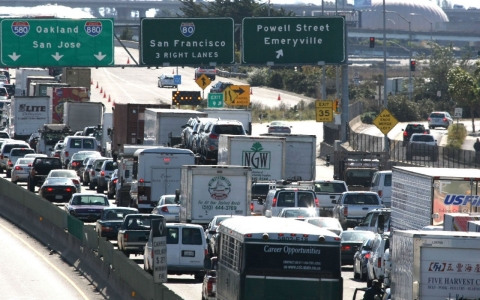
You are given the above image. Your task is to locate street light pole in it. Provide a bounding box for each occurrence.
[386,11,412,101]
[410,13,433,41]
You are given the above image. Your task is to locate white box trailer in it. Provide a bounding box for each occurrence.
[218,135,286,182]
[144,108,207,146]
[468,220,480,232]
[131,147,195,212]
[9,96,51,141]
[391,230,480,300]
[179,165,252,225]
[260,133,316,181]
[443,213,480,231]
[200,108,252,135]
[391,167,480,230]
[15,68,49,96]
[63,102,104,132]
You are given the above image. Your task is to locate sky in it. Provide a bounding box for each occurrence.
[269,0,478,9]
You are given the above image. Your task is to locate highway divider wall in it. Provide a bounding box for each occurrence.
[0,178,182,300]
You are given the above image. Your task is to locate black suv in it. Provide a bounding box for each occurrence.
[402,123,429,142]
[200,120,246,163]
[27,157,62,192]
[209,81,233,93]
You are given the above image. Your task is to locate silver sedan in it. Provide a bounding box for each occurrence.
[11,157,35,184]
[151,194,179,222]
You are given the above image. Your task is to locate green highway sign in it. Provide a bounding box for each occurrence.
[242,17,346,65]
[208,93,224,108]
[140,18,235,66]
[1,19,114,67]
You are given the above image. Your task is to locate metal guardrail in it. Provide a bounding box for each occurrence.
[216,69,248,79]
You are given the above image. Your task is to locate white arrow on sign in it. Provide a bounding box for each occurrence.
[94,52,106,61]
[275,49,283,59]
[8,52,21,61]
[52,52,63,61]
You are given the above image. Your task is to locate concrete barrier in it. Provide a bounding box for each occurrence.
[0,178,182,300]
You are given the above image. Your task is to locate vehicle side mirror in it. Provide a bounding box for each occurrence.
[377,215,385,234]
[331,200,337,204]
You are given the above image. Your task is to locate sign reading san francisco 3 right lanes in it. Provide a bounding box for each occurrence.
[242,17,346,65]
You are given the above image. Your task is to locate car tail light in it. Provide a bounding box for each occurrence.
[65,151,69,157]
[365,252,371,259]
[315,198,319,207]
[46,187,53,192]
[343,206,348,217]
[28,163,32,167]
[428,117,431,121]
[403,131,407,136]
[161,206,169,213]
[204,249,208,257]
[250,202,254,212]
[209,133,218,139]
[7,160,12,167]
[124,233,128,241]
[341,245,351,251]
[378,190,383,197]
[91,170,95,176]
[101,171,105,177]
[113,179,117,184]
[377,257,382,268]
[54,153,60,158]
[65,187,72,192]
[71,179,80,185]
[14,166,22,170]
[207,280,213,293]
[272,198,277,207]
[72,162,78,167]
[443,117,447,122]
[139,178,144,185]
[0,154,3,160]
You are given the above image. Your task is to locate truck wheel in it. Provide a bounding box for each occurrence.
[89,181,95,190]
[406,153,412,160]
[367,278,372,288]
[354,268,360,279]
[0,166,3,173]
[194,273,204,282]
[96,186,104,194]
[6,169,11,178]
[28,178,35,192]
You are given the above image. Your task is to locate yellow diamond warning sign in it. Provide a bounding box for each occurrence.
[373,109,399,135]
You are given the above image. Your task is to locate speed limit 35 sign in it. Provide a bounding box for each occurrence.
[315,100,333,122]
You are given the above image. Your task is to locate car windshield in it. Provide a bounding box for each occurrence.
[430,113,445,118]
[215,216,231,226]
[104,161,116,171]
[343,194,379,205]
[314,182,347,193]
[11,149,35,156]
[308,218,341,228]
[252,184,270,195]
[214,125,244,135]
[17,158,34,165]
[44,177,74,185]
[72,195,108,206]
[103,209,137,220]
[412,135,434,142]
[49,170,76,178]
[72,152,98,160]
[271,121,287,126]
[282,208,316,218]
[162,196,176,204]
[341,231,374,242]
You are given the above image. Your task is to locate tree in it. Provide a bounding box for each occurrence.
[447,67,479,132]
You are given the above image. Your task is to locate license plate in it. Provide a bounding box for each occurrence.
[175,216,179,221]
[182,250,195,257]
[55,195,63,200]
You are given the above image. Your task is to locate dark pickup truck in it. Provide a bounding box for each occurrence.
[27,157,62,192]
[117,214,164,256]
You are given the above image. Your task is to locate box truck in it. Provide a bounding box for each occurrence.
[63,102,104,132]
[61,67,91,90]
[30,82,69,97]
[391,230,480,300]
[25,76,56,96]
[48,87,90,124]
[217,135,286,182]
[200,108,252,135]
[110,103,171,155]
[8,96,50,141]
[443,213,480,231]
[143,108,207,146]
[391,167,480,230]
[179,165,252,225]
[260,133,316,181]
[15,68,49,96]
[130,147,195,212]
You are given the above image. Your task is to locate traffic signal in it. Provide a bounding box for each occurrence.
[369,37,375,48]
[333,99,340,114]
[172,91,202,106]
[410,60,416,71]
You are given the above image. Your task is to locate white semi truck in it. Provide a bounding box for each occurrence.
[8,96,51,141]
[391,230,480,300]
[391,167,480,230]
[179,165,252,225]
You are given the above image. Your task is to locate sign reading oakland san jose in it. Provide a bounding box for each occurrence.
[140,18,235,66]
[242,17,346,65]
[1,19,114,67]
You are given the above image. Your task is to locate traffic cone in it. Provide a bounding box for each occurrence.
[103,91,106,98]
[113,100,116,107]
[90,79,93,85]
[250,88,253,95]
[277,94,281,101]
[127,57,130,64]
[96,82,98,89]
[108,95,111,102]
[100,87,103,93]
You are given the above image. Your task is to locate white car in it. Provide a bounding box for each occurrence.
[158,74,177,88]
[143,223,207,281]
[366,232,391,287]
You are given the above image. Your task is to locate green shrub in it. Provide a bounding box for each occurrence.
[247,68,269,86]
[361,111,378,124]
[446,123,467,149]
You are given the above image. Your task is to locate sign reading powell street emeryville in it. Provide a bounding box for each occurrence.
[242,17,346,65]
[140,18,235,66]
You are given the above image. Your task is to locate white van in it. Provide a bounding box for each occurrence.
[60,136,99,167]
[143,223,206,281]
[370,170,391,208]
